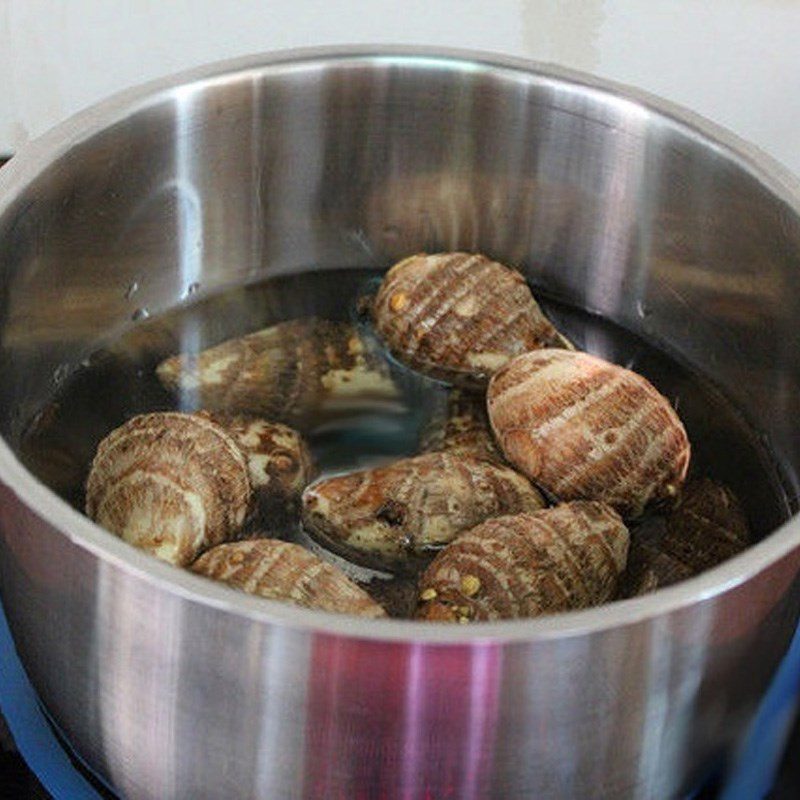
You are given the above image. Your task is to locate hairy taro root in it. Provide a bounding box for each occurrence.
[359,576,419,619]
[373,252,571,386]
[86,412,252,566]
[301,451,546,572]
[661,478,750,568]
[617,541,693,597]
[198,411,314,521]
[418,388,504,464]
[416,501,629,622]
[488,349,691,517]
[86,411,314,565]
[192,539,387,618]
[618,478,750,597]
[156,318,397,429]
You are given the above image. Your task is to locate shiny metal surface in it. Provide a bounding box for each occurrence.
[1,47,800,799]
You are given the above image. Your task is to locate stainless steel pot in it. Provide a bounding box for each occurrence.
[1,47,800,800]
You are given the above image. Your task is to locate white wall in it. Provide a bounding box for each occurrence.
[2,0,800,175]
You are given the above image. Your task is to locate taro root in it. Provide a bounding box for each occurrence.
[617,538,693,598]
[192,539,387,618]
[662,478,750,568]
[418,388,504,464]
[372,252,571,386]
[359,576,419,619]
[487,349,691,517]
[19,400,87,509]
[301,451,546,572]
[618,478,750,598]
[416,501,629,622]
[197,411,314,521]
[86,412,251,566]
[156,318,397,429]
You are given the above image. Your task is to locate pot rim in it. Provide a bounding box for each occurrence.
[1,44,798,644]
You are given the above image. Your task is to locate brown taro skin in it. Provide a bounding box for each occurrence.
[301,451,546,573]
[85,412,252,566]
[191,539,387,618]
[418,388,505,464]
[358,575,419,619]
[661,477,750,569]
[487,349,691,518]
[372,252,571,386]
[156,318,397,429]
[197,411,315,521]
[416,501,629,622]
[617,537,694,598]
[618,478,750,598]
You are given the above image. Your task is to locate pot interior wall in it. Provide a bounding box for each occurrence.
[1,54,799,512]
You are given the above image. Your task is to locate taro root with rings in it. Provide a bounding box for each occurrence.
[301,451,546,573]
[86,411,314,566]
[86,412,253,566]
[192,538,387,618]
[157,317,398,430]
[372,252,572,387]
[416,501,630,623]
[487,348,691,518]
